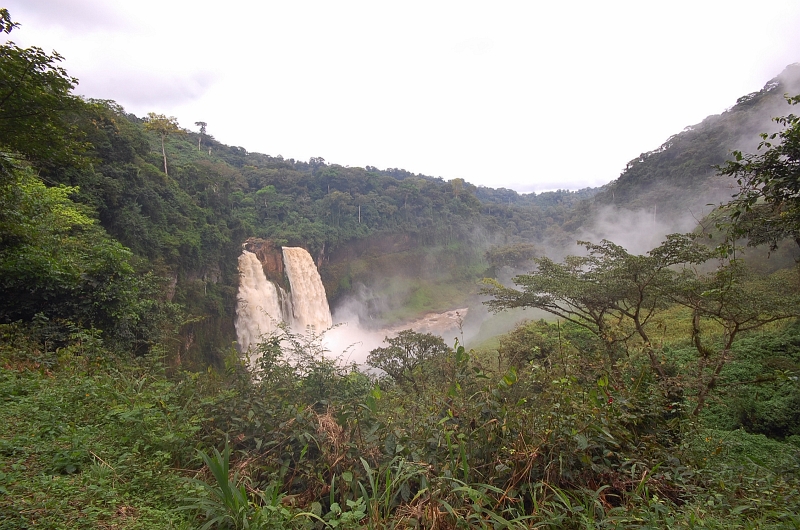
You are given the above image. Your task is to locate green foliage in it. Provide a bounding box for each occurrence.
[679,428,800,527]
[717,94,800,250]
[184,444,295,530]
[245,323,370,407]
[0,169,113,327]
[485,242,537,270]
[699,321,800,438]
[0,14,87,172]
[671,262,800,415]
[3,308,800,528]
[497,319,589,370]
[483,231,800,421]
[482,234,713,377]
[366,329,451,391]
[0,167,186,353]
[0,347,205,529]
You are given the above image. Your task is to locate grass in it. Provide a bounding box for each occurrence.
[0,356,195,529]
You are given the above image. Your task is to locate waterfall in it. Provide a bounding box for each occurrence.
[282,247,333,332]
[235,250,284,352]
[235,246,332,353]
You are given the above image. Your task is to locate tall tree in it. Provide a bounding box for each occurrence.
[450,177,464,197]
[482,235,713,378]
[144,112,183,176]
[194,120,207,151]
[0,9,86,175]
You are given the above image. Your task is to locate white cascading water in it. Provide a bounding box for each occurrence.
[235,246,332,352]
[234,250,285,352]
[282,247,333,333]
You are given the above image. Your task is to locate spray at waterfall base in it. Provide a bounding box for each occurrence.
[235,246,470,366]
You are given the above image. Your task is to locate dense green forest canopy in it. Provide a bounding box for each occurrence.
[0,9,603,362]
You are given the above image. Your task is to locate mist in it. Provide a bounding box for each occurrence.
[321,202,705,363]
[324,284,394,366]
[572,205,703,256]
[325,282,472,366]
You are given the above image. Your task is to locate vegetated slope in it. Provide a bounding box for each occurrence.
[588,63,800,222]
[31,99,599,362]
[46,64,800,358]
[8,12,799,364]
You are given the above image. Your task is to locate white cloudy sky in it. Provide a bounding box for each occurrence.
[5,1,800,192]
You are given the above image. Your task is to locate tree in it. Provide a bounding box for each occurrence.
[195,121,207,151]
[366,330,451,392]
[485,243,537,269]
[255,185,291,221]
[483,234,800,415]
[482,235,713,378]
[0,10,86,174]
[0,166,150,342]
[1,8,19,33]
[669,261,800,415]
[450,177,464,197]
[144,113,184,176]
[717,95,800,250]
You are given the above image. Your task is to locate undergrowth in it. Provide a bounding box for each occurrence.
[1,320,799,528]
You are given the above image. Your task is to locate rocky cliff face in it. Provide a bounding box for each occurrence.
[243,238,287,290]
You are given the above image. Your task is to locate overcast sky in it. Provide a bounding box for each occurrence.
[5,1,800,192]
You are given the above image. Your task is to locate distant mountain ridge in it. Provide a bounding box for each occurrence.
[590,63,800,220]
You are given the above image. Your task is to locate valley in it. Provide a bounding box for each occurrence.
[2,7,800,527]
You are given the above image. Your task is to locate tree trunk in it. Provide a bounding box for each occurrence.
[160,134,168,176]
[692,351,728,416]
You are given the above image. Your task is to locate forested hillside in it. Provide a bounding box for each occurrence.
[0,26,602,362]
[589,63,800,219]
[3,8,800,529]
[11,16,797,361]
[46,102,602,359]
